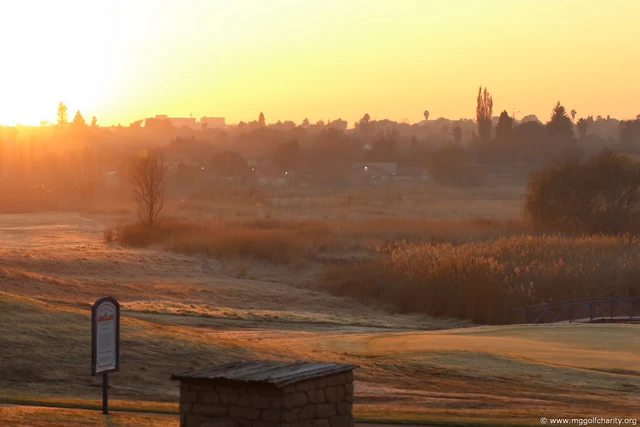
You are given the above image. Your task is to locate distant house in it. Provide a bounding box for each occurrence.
[395,165,431,182]
[200,117,225,129]
[297,160,351,187]
[145,115,198,129]
[252,163,293,187]
[353,162,397,175]
[351,162,397,185]
[143,115,225,130]
[168,117,197,129]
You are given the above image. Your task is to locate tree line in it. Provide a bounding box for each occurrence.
[2,92,639,194]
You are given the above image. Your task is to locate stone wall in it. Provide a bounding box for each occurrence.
[179,371,354,427]
[280,370,354,427]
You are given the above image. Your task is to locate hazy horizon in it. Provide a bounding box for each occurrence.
[1,0,639,127]
[2,2,640,424]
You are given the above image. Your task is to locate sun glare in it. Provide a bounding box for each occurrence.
[2,2,640,426]
[0,0,638,125]
[0,0,115,125]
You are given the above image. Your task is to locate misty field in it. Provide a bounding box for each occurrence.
[109,198,640,324]
[3,0,640,424]
[1,193,639,425]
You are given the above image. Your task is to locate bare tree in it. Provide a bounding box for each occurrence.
[129,150,168,229]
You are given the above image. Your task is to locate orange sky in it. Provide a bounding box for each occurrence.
[0,0,638,127]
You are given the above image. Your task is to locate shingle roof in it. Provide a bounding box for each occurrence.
[171,360,355,388]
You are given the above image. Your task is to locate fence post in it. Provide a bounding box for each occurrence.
[525,306,530,324]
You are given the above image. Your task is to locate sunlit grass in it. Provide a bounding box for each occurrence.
[2,198,639,425]
[115,215,527,265]
[320,234,640,324]
[2,291,639,423]
[0,405,177,427]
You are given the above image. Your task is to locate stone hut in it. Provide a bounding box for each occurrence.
[172,360,356,427]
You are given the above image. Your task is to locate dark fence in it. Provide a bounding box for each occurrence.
[508,297,640,324]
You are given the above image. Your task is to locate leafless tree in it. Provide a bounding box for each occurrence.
[128,150,168,229]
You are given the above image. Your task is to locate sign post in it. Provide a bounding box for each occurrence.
[91,296,120,415]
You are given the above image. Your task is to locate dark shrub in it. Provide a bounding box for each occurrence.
[525,151,640,233]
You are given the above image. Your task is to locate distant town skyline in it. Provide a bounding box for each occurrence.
[22,107,635,129]
[0,0,639,127]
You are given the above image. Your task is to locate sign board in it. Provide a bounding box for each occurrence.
[91,296,120,376]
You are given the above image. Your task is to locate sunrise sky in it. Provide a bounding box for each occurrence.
[0,0,638,127]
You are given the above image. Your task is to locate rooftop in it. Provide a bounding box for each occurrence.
[171,360,355,388]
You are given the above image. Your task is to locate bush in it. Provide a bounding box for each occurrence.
[525,151,640,233]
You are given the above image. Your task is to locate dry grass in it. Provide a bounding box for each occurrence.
[320,234,640,324]
[0,191,132,215]
[168,190,524,221]
[0,292,245,404]
[0,211,444,330]
[115,216,527,265]
[0,405,177,427]
[3,200,640,425]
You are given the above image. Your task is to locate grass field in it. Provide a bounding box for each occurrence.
[1,202,639,425]
[0,405,177,427]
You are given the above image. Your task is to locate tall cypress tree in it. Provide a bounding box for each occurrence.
[476,86,493,143]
